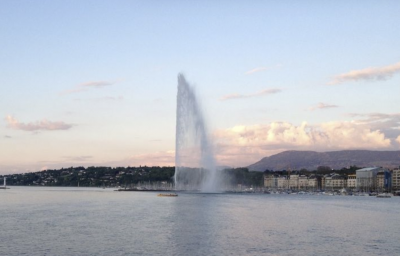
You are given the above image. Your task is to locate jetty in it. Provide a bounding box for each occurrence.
[116,187,175,192]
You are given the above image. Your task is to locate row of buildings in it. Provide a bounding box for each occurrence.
[264,167,400,192]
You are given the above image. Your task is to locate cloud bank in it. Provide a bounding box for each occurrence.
[330,62,400,85]
[213,119,398,167]
[5,115,73,131]
[220,88,281,101]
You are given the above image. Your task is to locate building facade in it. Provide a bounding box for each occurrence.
[356,167,380,191]
[324,173,347,190]
[347,174,356,189]
[264,175,288,189]
[376,170,391,192]
[391,169,400,191]
[289,174,299,190]
[298,175,308,190]
[277,176,288,189]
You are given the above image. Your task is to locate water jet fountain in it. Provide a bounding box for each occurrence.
[174,74,220,192]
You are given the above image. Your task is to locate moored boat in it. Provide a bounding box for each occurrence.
[158,193,178,197]
[376,193,393,198]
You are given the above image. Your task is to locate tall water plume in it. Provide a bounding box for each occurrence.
[174,74,220,192]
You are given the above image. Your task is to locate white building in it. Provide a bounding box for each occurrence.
[323,173,346,190]
[264,174,290,190]
[298,175,308,190]
[264,175,274,188]
[347,174,356,189]
[391,169,400,191]
[307,175,318,190]
[277,176,288,189]
[289,174,299,190]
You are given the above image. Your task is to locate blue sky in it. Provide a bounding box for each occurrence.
[1,1,400,174]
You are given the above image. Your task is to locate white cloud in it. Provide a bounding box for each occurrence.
[346,113,400,135]
[5,115,73,131]
[213,120,394,167]
[220,88,281,101]
[329,62,400,85]
[309,102,338,111]
[397,135,400,144]
[60,80,118,95]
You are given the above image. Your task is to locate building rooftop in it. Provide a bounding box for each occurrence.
[357,167,381,172]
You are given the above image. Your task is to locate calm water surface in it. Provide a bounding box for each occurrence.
[1,187,400,256]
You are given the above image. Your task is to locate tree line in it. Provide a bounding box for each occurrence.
[1,166,264,187]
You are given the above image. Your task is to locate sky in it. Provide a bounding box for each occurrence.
[1,1,400,174]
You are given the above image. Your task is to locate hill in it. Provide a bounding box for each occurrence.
[247,150,400,172]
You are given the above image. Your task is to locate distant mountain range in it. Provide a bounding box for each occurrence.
[247,150,400,172]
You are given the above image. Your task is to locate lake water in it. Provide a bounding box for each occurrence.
[1,187,400,256]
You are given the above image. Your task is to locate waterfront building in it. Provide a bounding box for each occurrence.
[356,167,381,191]
[347,174,357,189]
[264,175,289,189]
[277,176,288,189]
[289,174,299,190]
[332,174,347,190]
[307,175,318,190]
[321,175,326,190]
[377,171,384,189]
[264,175,274,188]
[376,170,391,192]
[324,173,346,190]
[391,169,400,191]
[322,174,332,190]
[298,175,308,190]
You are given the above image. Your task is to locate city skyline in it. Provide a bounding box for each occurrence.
[1,1,400,174]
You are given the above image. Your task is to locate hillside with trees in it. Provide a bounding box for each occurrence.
[1,166,264,188]
[248,150,400,172]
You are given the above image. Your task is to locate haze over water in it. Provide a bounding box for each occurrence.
[1,187,400,256]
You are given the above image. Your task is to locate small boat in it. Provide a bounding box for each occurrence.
[376,193,393,198]
[158,193,178,197]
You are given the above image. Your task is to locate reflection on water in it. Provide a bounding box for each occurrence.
[1,187,400,256]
